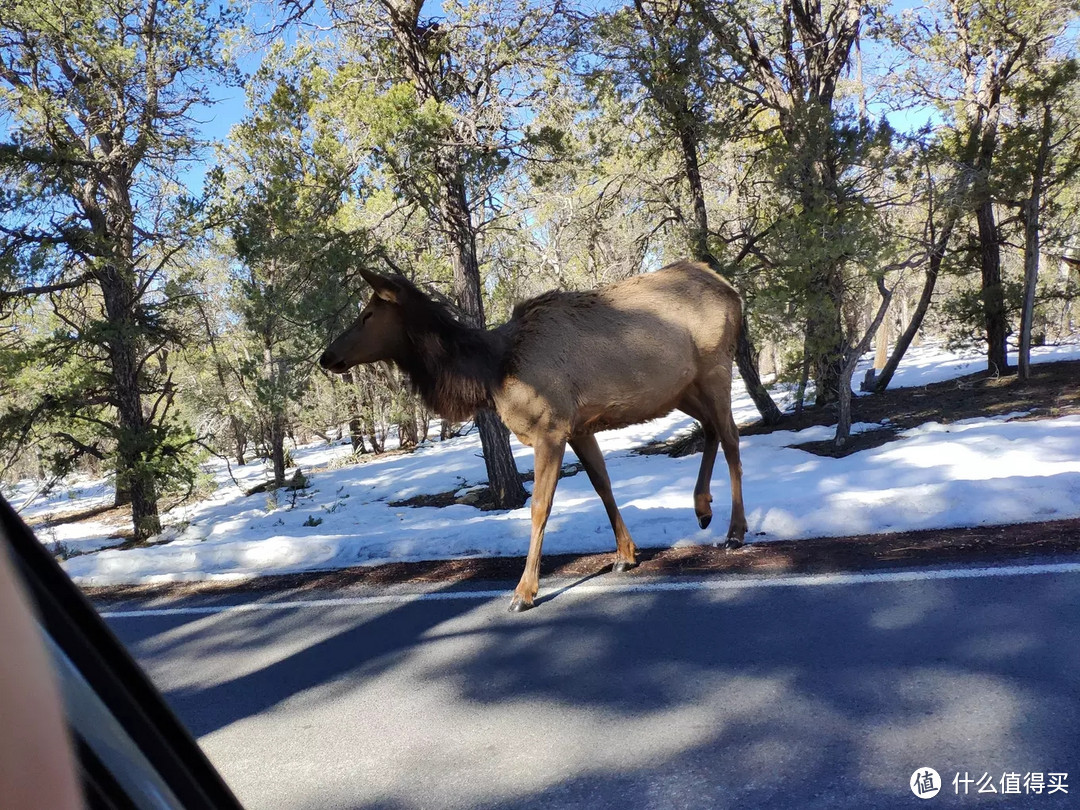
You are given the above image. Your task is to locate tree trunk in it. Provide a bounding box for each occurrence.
[977,199,1009,374]
[696,0,856,410]
[796,155,847,409]
[967,98,1008,376]
[1019,103,1053,382]
[806,266,847,408]
[398,418,418,449]
[349,421,367,454]
[794,338,812,416]
[677,124,782,425]
[415,402,429,443]
[475,409,521,501]
[873,212,959,393]
[677,125,711,263]
[196,297,247,466]
[342,371,366,454]
[114,483,132,508]
[380,6,524,508]
[836,281,891,446]
[735,319,783,424]
[269,415,287,487]
[873,317,889,371]
[99,264,160,541]
[439,157,527,509]
[264,335,288,488]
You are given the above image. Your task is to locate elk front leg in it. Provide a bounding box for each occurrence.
[677,390,719,531]
[719,413,747,549]
[510,435,566,612]
[569,434,637,572]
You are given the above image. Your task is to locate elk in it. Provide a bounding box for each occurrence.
[320,260,747,611]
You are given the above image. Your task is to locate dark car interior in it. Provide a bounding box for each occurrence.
[1,495,245,810]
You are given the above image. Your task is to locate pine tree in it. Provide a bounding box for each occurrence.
[0,0,237,539]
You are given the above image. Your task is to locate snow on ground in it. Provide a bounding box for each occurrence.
[853,340,1080,389]
[5,340,1079,587]
[4,476,121,555]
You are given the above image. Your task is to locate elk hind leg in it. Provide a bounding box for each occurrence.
[569,434,637,572]
[510,435,566,612]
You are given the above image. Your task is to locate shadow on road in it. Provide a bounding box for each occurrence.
[110,567,1080,809]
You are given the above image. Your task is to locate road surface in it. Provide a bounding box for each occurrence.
[100,561,1080,809]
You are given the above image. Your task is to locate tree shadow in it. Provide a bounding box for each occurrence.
[109,568,1080,809]
[108,580,502,738]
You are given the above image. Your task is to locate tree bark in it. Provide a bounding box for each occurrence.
[965,79,1009,375]
[398,418,418,449]
[99,263,160,541]
[802,169,847,409]
[677,125,711,263]
[977,198,1009,374]
[439,157,527,509]
[1019,103,1053,381]
[349,420,367,454]
[836,279,891,446]
[676,123,782,425]
[806,284,846,408]
[113,483,132,508]
[342,371,366,454]
[873,212,959,393]
[873,316,889,371]
[269,412,287,487]
[415,401,429,444]
[263,328,288,488]
[735,318,783,424]
[794,344,812,416]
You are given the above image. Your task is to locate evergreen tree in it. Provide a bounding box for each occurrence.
[216,44,369,487]
[0,0,237,539]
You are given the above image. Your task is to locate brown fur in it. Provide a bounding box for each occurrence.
[320,260,748,611]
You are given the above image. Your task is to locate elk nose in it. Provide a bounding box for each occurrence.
[319,349,340,370]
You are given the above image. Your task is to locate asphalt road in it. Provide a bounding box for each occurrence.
[100,561,1080,810]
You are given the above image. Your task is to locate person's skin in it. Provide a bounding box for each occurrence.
[0,545,83,810]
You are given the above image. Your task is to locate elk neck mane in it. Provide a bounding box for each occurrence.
[391,278,513,422]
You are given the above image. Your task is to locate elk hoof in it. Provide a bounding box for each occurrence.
[508,596,534,613]
[723,537,744,551]
[612,560,636,573]
[698,514,712,530]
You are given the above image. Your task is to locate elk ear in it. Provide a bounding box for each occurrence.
[359,266,401,303]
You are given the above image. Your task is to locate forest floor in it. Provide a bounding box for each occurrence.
[84,358,1080,601]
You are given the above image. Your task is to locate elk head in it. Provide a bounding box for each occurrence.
[319,268,408,373]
